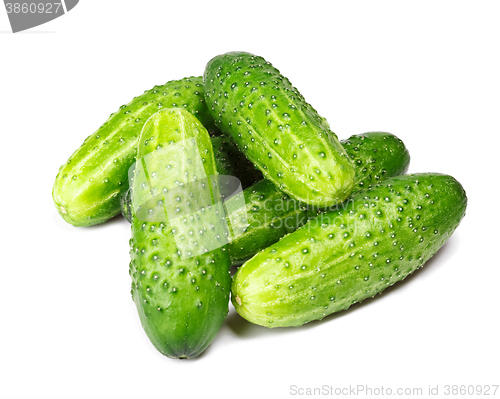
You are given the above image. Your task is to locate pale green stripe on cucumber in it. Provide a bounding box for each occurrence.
[203,52,356,207]
[232,173,467,327]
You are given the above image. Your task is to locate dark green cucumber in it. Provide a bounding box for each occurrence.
[342,132,410,191]
[120,136,262,223]
[232,173,467,327]
[120,187,134,224]
[209,135,263,190]
[53,76,217,227]
[130,108,231,359]
[204,51,356,207]
[227,132,410,264]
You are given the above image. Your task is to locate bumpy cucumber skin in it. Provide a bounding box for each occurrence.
[228,179,315,265]
[120,136,262,223]
[232,173,467,327]
[122,132,410,263]
[209,136,263,189]
[121,132,410,263]
[53,77,217,227]
[342,132,410,191]
[203,52,356,207]
[227,132,410,264]
[130,109,231,359]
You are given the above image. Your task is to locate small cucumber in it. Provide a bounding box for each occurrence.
[227,132,410,264]
[53,76,217,227]
[130,108,231,359]
[232,173,467,327]
[120,136,262,223]
[204,52,356,207]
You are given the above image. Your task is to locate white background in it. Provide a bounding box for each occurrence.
[1,1,499,398]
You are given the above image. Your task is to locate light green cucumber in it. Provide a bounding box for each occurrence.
[204,51,356,207]
[232,173,467,327]
[129,108,231,359]
[53,76,217,227]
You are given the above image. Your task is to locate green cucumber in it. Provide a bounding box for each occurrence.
[120,136,262,223]
[120,187,134,224]
[129,108,231,359]
[208,135,263,190]
[122,132,410,264]
[232,173,467,327]
[227,132,410,264]
[53,76,217,227]
[204,51,356,207]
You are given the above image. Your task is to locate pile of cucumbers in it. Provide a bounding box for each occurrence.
[53,52,467,359]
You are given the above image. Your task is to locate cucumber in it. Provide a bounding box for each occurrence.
[120,135,262,223]
[203,52,356,207]
[342,132,410,191]
[232,173,467,327]
[227,179,314,265]
[121,132,410,264]
[120,187,134,224]
[227,132,410,264]
[209,135,263,190]
[53,76,217,227]
[129,108,231,359]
